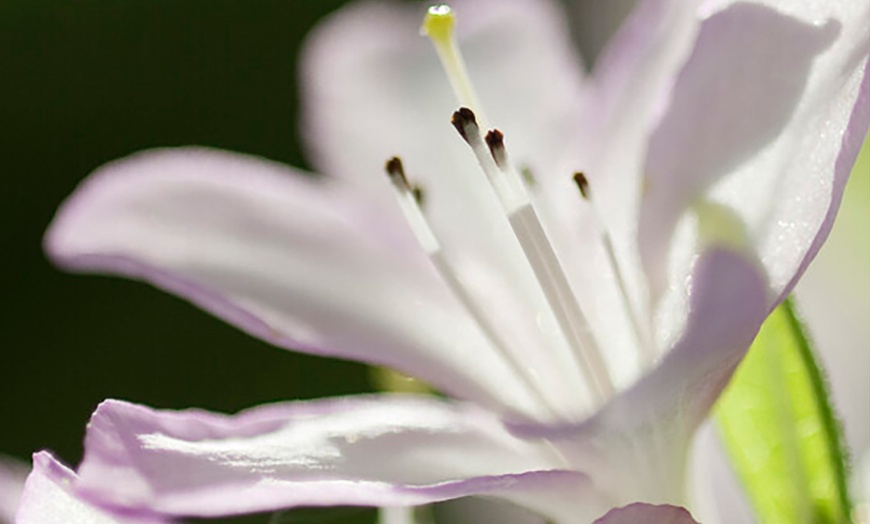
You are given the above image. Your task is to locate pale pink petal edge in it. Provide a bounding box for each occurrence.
[777,56,870,306]
[78,397,590,518]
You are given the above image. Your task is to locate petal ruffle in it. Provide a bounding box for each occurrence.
[639,2,870,309]
[592,503,700,524]
[44,147,548,418]
[15,452,166,524]
[76,396,591,522]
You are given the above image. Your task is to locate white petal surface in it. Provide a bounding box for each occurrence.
[301,0,597,414]
[45,147,547,418]
[640,1,870,309]
[15,452,166,524]
[530,0,706,379]
[581,0,703,224]
[0,455,28,524]
[76,396,592,522]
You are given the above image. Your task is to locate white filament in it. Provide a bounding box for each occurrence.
[387,168,563,417]
[424,6,616,403]
[582,192,656,366]
[456,122,614,401]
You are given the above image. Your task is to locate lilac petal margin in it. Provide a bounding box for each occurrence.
[15,452,167,524]
[76,395,592,522]
[777,55,870,306]
[593,503,700,524]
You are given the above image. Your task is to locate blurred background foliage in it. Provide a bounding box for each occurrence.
[0,1,866,523]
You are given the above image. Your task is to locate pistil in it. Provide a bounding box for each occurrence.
[421,5,488,128]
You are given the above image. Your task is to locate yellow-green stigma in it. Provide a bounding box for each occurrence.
[421,4,455,43]
[420,4,484,123]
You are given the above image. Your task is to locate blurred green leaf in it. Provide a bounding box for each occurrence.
[716,298,851,524]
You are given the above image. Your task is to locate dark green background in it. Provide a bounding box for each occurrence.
[0,1,630,522]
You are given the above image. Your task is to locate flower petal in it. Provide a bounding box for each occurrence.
[592,503,700,524]
[510,247,768,508]
[0,455,28,524]
[15,452,166,524]
[301,0,598,414]
[45,147,547,417]
[528,0,705,375]
[583,0,703,217]
[639,2,870,307]
[76,396,592,522]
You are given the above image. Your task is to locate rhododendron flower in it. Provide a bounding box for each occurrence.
[43,0,869,522]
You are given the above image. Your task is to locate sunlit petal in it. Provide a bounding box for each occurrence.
[77,396,592,522]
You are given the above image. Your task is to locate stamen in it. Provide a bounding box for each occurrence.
[451,111,614,401]
[422,5,488,128]
[424,6,614,404]
[451,110,527,212]
[484,129,508,169]
[385,157,438,253]
[573,172,655,364]
[384,156,561,417]
[386,156,410,188]
[572,171,590,200]
[450,106,477,143]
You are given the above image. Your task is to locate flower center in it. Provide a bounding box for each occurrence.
[387,4,658,418]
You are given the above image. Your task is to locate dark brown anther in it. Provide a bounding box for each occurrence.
[573,171,590,200]
[450,107,478,143]
[385,156,410,189]
[484,129,505,167]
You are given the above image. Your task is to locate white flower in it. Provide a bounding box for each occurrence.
[41,0,869,522]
